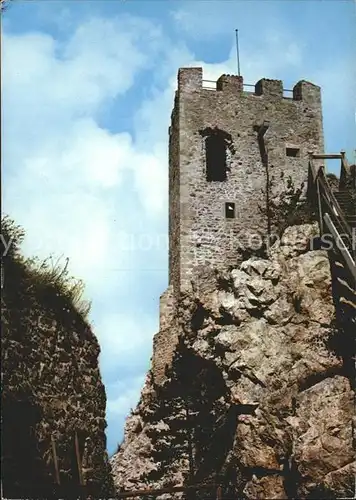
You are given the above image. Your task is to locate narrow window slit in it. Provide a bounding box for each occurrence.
[225,202,235,219]
[286,147,300,158]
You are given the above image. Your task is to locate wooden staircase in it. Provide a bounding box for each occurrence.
[308,153,356,320]
[333,190,356,231]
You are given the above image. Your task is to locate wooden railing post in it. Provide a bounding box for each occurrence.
[316,179,324,237]
[75,431,85,487]
[307,152,356,280]
[323,214,356,281]
[339,150,351,189]
[51,434,60,485]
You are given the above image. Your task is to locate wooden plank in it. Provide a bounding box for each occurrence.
[75,431,85,486]
[320,189,352,237]
[341,153,351,173]
[340,154,352,188]
[116,483,216,498]
[324,213,356,282]
[317,167,352,236]
[312,154,343,160]
[51,435,60,485]
[308,159,321,182]
[316,178,324,236]
[256,120,270,138]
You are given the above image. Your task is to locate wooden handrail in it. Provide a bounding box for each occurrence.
[340,153,352,190]
[311,153,343,160]
[309,156,352,237]
[308,159,322,182]
[319,183,352,238]
[309,156,354,239]
[318,174,352,237]
[308,156,356,281]
[51,435,60,485]
[341,153,351,176]
[75,431,85,486]
[116,482,217,498]
[323,214,356,281]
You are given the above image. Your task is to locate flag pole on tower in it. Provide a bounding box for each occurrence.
[235,29,241,76]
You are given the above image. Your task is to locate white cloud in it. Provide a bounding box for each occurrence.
[107,375,145,416]
[2,14,178,454]
[106,374,146,455]
[3,16,162,119]
[96,313,158,370]
[171,2,240,41]
[3,5,354,457]
[60,119,133,189]
[2,16,169,274]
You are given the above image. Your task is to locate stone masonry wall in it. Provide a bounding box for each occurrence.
[159,284,175,331]
[155,284,179,386]
[1,240,114,499]
[169,91,181,294]
[169,67,324,293]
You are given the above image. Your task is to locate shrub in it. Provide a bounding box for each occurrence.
[1,216,91,320]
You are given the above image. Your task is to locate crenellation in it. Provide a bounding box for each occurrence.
[255,78,283,98]
[216,74,243,92]
[293,80,321,104]
[178,67,202,92]
[166,67,324,295]
[176,68,323,106]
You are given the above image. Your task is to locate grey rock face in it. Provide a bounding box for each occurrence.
[111,224,354,499]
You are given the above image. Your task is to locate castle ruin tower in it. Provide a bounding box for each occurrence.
[165,67,324,304]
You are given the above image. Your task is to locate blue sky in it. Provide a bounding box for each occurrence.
[2,0,355,456]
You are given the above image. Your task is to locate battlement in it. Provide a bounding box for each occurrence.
[169,66,324,295]
[177,67,321,102]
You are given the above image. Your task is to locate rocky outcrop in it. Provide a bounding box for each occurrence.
[1,220,114,499]
[111,224,355,499]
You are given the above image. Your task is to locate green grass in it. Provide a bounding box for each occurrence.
[2,215,91,320]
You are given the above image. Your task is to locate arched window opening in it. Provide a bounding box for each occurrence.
[206,134,227,182]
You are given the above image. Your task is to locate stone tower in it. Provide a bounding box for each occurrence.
[161,67,324,321]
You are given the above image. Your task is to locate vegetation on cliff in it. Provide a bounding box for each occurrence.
[111,223,355,499]
[1,216,114,499]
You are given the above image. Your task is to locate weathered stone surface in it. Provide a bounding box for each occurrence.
[111,223,355,498]
[323,461,356,498]
[288,375,354,497]
[168,68,324,294]
[243,475,287,499]
[1,239,114,499]
[270,223,319,259]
